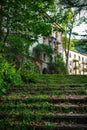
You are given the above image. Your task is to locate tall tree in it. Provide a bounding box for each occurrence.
[55,0,87,67]
[0,0,56,67]
[0,0,55,42]
[53,6,80,66]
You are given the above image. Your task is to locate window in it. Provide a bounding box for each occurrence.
[43,37,46,43]
[43,53,46,61]
[79,70,81,74]
[74,54,76,58]
[70,61,72,65]
[82,57,84,61]
[69,53,71,58]
[79,63,81,67]
[70,66,72,73]
[56,32,58,39]
[78,56,80,60]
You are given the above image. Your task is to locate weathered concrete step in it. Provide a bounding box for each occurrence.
[0,121,87,130]
[7,90,87,96]
[23,124,87,130]
[41,114,87,123]
[53,104,87,113]
[29,83,87,87]
[0,95,87,104]
[50,95,87,104]
[0,103,87,108]
[8,86,87,90]
[0,104,87,113]
[7,86,87,92]
[0,113,87,124]
[10,83,87,89]
[0,95,49,104]
[46,78,87,82]
[41,74,87,80]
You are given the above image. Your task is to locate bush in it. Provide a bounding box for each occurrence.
[20,60,39,83]
[21,71,39,83]
[0,55,22,95]
[48,54,68,74]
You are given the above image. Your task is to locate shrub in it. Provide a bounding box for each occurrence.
[48,54,68,74]
[0,55,22,95]
[20,60,39,83]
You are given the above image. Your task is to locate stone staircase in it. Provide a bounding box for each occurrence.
[0,75,87,130]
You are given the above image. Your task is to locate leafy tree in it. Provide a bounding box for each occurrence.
[59,8,79,66]
[5,34,31,67]
[56,0,87,38]
[54,1,87,65]
[0,0,57,92]
[0,0,55,42]
[0,0,56,67]
[75,39,87,54]
[56,0,87,9]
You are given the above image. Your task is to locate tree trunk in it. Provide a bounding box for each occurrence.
[66,29,72,67]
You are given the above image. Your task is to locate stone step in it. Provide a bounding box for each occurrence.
[50,95,87,104]
[0,95,87,104]
[0,104,87,114]
[11,83,87,88]
[42,114,87,124]
[41,74,87,81]
[0,121,87,130]
[10,83,87,89]
[0,113,87,124]
[29,124,87,130]
[7,86,87,92]
[7,90,87,96]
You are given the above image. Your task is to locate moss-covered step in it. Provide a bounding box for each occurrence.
[0,112,87,124]
[0,103,87,114]
[49,95,87,104]
[6,91,87,97]
[0,121,87,130]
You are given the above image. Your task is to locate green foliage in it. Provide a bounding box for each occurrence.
[48,54,68,74]
[0,0,55,42]
[0,41,5,51]
[62,36,75,50]
[56,54,68,74]
[8,35,28,54]
[75,39,87,54]
[0,55,22,95]
[6,35,31,65]
[0,35,34,69]
[33,22,52,36]
[33,43,54,60]
[0,0,56,78]
[58,0,87,9]
[20,60,39,83]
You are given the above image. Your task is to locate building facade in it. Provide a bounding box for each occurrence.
[30,31,62,73]
[30,31,87,75]
[68,50,87,75]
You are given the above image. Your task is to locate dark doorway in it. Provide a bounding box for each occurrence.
[42,68,48,74]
